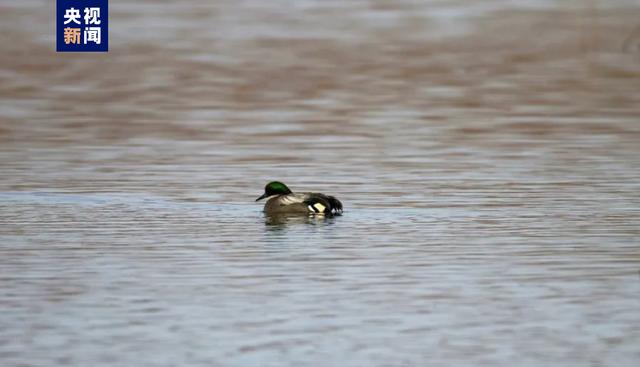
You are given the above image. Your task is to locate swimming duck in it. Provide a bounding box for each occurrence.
[256,181,343,215]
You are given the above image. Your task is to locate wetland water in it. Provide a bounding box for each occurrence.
[1,0,640,366]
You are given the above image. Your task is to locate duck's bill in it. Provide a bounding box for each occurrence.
[256,193,268,201]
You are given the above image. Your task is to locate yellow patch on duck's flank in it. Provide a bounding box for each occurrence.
[312,203,326,213]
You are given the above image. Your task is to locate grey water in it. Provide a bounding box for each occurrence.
[1,0,640,366]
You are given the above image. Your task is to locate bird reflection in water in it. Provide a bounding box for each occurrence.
[264,213,339,228]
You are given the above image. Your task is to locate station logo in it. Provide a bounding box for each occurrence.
[57,0,108,52]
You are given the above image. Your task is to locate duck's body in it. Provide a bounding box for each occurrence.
[256,182,343,215]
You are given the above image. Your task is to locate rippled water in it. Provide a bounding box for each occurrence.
[1,0,640,366]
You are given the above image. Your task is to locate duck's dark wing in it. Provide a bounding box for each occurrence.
[325,195,343,214]
[304,193,343,215]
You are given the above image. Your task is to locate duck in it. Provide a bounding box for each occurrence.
[256,181,343,215]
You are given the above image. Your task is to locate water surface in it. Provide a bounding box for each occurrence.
[1,0,640,366]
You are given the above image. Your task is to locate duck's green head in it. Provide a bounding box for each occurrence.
[256,181,292,201]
